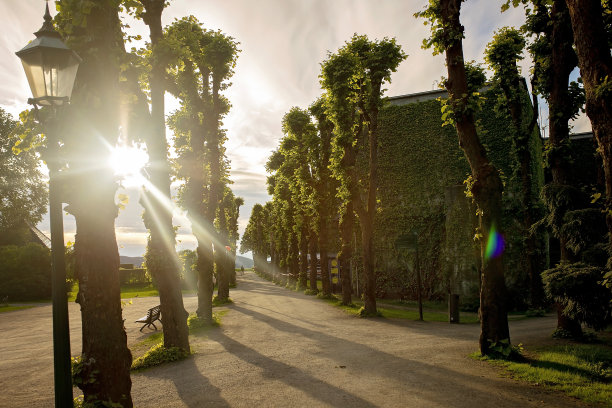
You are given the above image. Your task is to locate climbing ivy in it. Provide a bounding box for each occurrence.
[375,87,544,306]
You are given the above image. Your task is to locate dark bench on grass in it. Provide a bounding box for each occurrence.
[135,305,161,332]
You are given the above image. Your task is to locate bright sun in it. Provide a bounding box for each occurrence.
[109,143,149,187]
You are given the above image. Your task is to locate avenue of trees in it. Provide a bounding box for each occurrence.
[2,1,242,406]
[243,0,611,357]
[0,1,611,406]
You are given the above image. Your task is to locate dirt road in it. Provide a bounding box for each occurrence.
[0,271,586,407]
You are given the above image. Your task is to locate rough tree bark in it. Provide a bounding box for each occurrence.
[298,223,309,288]
[565,0,612,263]
[547,0,584,336]
[308,233,318,293]
[339,202,354,305]
[139,0,189,351]
[440,0,510,354]
[61,1,133,404]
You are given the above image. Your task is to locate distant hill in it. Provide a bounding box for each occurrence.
[235,255,254,269]
[120,256,145,267]
[120,254,253,269]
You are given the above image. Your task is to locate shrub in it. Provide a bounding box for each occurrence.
[542,262,612,331]
[0,243,51,300]
[131,343,189,371]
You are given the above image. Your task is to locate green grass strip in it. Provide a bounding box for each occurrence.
[476,344,612,407]
[0,305,34,313]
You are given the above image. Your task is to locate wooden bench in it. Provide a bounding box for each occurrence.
[135,305,161,332]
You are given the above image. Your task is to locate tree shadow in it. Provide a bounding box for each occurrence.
[222,304,538,407]
[208,330,379,408]
[140,357,230,408]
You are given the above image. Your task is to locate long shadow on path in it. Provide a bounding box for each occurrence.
[225,303,559,408]
[140,357,230,408]
[208,329,378,408]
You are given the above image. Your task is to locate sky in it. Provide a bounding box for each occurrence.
[0,0,591,257]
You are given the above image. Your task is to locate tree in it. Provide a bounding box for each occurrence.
[128,0,190,352]
[0,109,47,246]
[416,0,510,355]
[241,203,268,270]
[283,107,319,289]
[504,0,587,335]
[320,34,405,314]
[309,97,344,302]
[165,17,239,321]
[565,0,612,266]
[216,188,243,299]
[55,0,132,404]
[0,243,51,301]
[543,262,612,332]
[484,27,545,309]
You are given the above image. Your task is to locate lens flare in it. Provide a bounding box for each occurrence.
[109,143,148,187]
[485,225,505,260]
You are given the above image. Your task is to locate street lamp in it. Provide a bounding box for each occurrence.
[16,4,81,407]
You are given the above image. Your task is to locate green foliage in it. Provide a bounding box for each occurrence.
[415,0,464,56]
[485,338,524,360]
[439,62,487,128]
[130,343,190,371]
[542,262,612,330]
[0,244,52,301]
[72,356,97,387]
[485,27,525,82]
[376,86,543,303]
[212,295,233,306]
[0,305,34,313]
[187,312,221,333]
[73,394,123,408]
[0,109,47,246]
[561,208,607,258]
[538,183,588,240]
[525,308,546,317]
[357,306,383,318]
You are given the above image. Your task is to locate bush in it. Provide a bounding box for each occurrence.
[0,243,51,300]
[131,343,189,371]
[542,262,612,331]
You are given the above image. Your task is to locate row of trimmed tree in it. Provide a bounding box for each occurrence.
[244,0,611,358]
[9,1,243,406]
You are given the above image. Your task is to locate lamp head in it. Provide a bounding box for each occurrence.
[16,3,81,107]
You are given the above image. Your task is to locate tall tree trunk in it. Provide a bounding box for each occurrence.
[196,237,214,321]
[308,233,318,293]
[73,194,132,407]
[440,0,510,355]
[319,217,331,296]
[289,224,300,282]
[339,202,354,305]
[216,201,230,300]
[216,242,230,300]
[566,0,612,264]
[358,98,380,315]
[59,1,133,404]
[298,223,309,289]
[548,0,583,334]
[500,76,545,309]
[139,0,189,351]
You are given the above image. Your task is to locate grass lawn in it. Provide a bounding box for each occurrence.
[316,295,482,323]
[0,305,35,313]
[67,282,199,302]
[475,343,612,407]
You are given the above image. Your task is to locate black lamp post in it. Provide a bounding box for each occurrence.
[16,4,81,407]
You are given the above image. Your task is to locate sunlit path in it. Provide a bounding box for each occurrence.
[0,271,586,407]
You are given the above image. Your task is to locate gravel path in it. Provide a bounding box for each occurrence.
[0,271,588,407]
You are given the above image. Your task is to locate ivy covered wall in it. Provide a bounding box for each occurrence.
[373,87,544,307]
